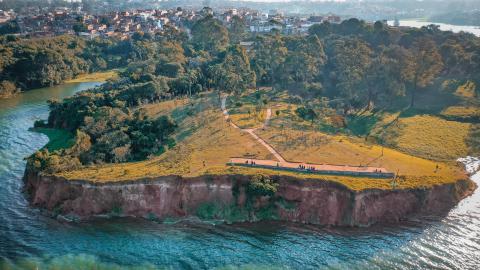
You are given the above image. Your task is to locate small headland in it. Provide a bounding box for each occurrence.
[23,89,477,226]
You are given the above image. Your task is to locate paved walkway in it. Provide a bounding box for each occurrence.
[228,158,394,178]
[221,96,392,178]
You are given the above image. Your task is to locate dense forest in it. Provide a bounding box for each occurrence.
[0,34,162,97]
[24,15,480,172]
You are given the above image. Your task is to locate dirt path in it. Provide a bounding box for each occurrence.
[221,96,391,177]
[263,108,271,128]
[244,128,286,162]
[222,96,285,162]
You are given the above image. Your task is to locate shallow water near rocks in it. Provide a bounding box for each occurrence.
[0,83,479,269]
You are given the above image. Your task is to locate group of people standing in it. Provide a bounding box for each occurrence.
[245,160,256,165]
[299,164,316,171]
[241,160,317,172]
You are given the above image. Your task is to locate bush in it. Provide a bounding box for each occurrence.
[466,124,480,156]
[288,95,303,104]
[295,107,317,123]
[0,80,18,97]
[34,120,47,128]
[330,114,346,128]
[246,174,278,197]
[28,149,82,174]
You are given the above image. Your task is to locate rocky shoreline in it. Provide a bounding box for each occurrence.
[23,169,477,227]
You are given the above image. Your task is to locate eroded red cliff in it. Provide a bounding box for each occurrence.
[23,170,476,226]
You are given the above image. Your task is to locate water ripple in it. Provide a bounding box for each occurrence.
[1,83,480,269]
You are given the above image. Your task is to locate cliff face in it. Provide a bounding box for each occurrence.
[23,171,476,227]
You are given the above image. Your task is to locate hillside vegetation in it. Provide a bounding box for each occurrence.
[55,90,466,191]
[26,16,480,190]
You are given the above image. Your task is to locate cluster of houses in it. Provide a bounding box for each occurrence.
[0,5,342,39]
[0,9,14,24]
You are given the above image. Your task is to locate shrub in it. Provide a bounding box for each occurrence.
[295,107,317,123]
[330,114,345,128]
[246,174,278,197]
[288,95,303,104]
[34,120,48,128]
[0,80,18,97]
[466,124,480,156]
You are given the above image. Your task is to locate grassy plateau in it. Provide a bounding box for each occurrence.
[53,86,474,191]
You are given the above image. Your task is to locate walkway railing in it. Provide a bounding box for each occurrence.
[227,158,395,179]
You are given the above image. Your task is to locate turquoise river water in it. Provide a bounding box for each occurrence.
[0,83,479,269]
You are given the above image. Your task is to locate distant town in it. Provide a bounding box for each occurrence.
[0,5,342,39]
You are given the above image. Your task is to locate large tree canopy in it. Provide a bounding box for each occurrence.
[191,15,229,54]
[405,37,444,107]
[210,45,256,93]
[328,37,373,110]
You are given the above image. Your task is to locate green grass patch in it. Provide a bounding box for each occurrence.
[346,114,379,136]
[33,128,75,152]
[251,202,279,221]
[318,123,340,134]
[276,198,297,210]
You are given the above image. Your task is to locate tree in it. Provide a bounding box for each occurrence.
[157,41,187,64]
[158,62,184,78]
[328,37,373,112]
[73,23,88,33]
[364,46,408,109]
[371,21,394,47]
[191,15,229,54]
[405,37,443,107]
[281,35,326,87]
[308,21,332,38]
[210,45,256,94]
[68,130,92,157]
[158,24,188,43]
[295,107,317,125]
[93,130,131,163]
[251,34,287,89]
[439,39,471,76]
[0,20,20,35]
[338,18,370,36]
[129,115,177,160]
[247,174,278,197]
[229,15,247,44]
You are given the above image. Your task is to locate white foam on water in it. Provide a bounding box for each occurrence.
[457,156,480,182]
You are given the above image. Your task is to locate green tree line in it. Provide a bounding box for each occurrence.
[25,15,480,172]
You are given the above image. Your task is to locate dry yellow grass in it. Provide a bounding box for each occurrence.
[55,91,469,191]
[141,98,189,118]
[228,104,267,129]
[208,166,465,191]
[66,70,119,83]
[59,95,273,182]
[384,115,471,161]
[255,127,463,178]
[441,106,480,119]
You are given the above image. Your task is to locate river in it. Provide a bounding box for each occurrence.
[387,20,480,37]
[0,83,479,269]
